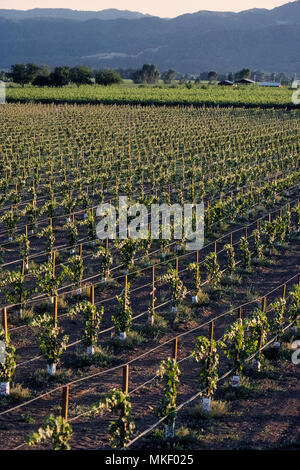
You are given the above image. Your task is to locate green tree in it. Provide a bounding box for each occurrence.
[161,69,176,84]
[208,71,218,83]
[50,67,70,87]
[95,69,122,86]
[133,64,160,84]
[69,66,93,86]
[10,64,28,86]
[235,68,251,81]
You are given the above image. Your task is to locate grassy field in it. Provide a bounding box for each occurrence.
[5,83,297,108]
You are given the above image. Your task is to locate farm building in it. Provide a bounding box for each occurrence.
[258,82,282,87]
[218,80,234,86]
[235,78,256,85]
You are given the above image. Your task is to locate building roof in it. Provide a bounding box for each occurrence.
[258,82,282,87]
[218,80,234,86]
[235,78,256,84]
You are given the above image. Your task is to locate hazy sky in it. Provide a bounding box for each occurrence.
[0,0,291,17]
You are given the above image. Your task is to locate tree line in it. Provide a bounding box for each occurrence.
[3,64,122,87]
[0,63,293,87]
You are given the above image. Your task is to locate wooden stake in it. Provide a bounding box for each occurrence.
[21,259,25,276]
[152,265,155,311]
[261,296,267,312]
[122,364,129,394]
[214,241,217,255]
[282,284,286,300]
[1,307,8,342]
[209,320,214,347]
[53,296,58,326]
[79,243,82,258]
[238,306,242,319]
[196,250,199,265]
[206,321,214,397]
[61,385,69,421]
[90,284,95,305]
[175,257,179,273]
[52,250,56,278]
[172,337,178,361]
[230,232,233,246]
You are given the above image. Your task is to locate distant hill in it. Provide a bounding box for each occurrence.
[0,2,300,73]
[0,8,150,21]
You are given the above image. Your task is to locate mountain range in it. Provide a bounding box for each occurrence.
[0,2,300,73]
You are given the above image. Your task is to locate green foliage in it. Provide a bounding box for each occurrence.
[192,336,219,397]
[65,255,83,288]
[253,229,263,260]
[93,246,113,278]
[219,319,246,374]
[269,297,286,340]
[30,314,69,365]
[38,226,55,253]
[159,268,187,307]
[118,239,138,270]
[155,358,181,427]
[288,284,300,323]
[0,329,16,383]
[239,236,251,269]
[90,388,135,448]
[204,252,221,287]
[32,260,66,299]
[26,415,72,450]
[188,262,201,295]
[112,284,133,333]
[68,301,103,347]
[224,244,236,276]
[0,269,27,305]
[95,69,122,86]
[245,307,269,357]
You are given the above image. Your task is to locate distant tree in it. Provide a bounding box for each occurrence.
[235,68,251,81]
[208,71,218,83]
[10,64,28,86]
[32,75,51,87]
[95,69,122,86]
[0,71,7,81]
[38,65,51,77]
[278,72,291,86]
[251,70,265,82]
[32,64,51,86]
[69,66,93,86]
[25,63,40,82]
[227,72,234,82]
[133,64,160,84]
[200,72,209,80]
[161,69,176,84]
[49,67,70,87]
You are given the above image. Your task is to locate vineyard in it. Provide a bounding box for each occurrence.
[5,83,297,108]
[0,102,299,450]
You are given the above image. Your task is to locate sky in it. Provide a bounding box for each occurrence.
[0,0,291,18]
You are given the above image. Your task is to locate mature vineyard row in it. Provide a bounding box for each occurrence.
[5,84,297,108]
